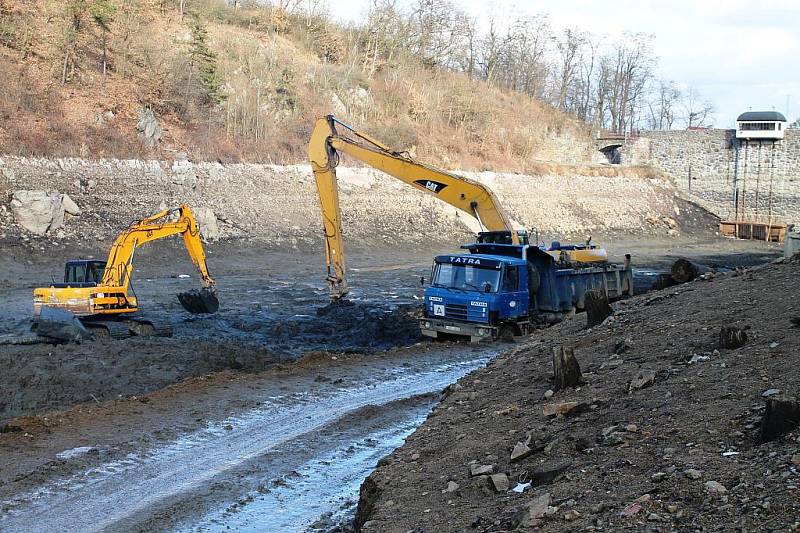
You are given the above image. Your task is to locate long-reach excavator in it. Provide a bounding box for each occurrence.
[308,115,607,300]
[33,204,219,338]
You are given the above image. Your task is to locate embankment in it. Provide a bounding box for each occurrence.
[0,156,715,252]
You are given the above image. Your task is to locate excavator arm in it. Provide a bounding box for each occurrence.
[102,204,215,292]
[309,115,518,300]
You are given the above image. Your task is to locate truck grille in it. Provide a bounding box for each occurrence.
[445,303,468,320]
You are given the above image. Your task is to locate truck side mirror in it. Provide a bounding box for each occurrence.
[420,276,425,287]
[484,283,492,293]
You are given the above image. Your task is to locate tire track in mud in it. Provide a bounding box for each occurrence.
[0,350,497,532]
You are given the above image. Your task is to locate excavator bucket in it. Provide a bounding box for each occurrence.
[177,288,220,314]
[34,307,92,343]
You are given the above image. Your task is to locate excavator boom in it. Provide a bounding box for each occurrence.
[309,115,518,300]
[102,205,215,291]
[33,204,217,321]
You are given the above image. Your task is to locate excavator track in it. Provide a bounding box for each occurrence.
[81,318,174,340]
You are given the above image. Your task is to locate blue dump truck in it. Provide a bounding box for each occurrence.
[420,241,633,341]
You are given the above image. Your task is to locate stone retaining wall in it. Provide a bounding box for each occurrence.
[622,129,800,226]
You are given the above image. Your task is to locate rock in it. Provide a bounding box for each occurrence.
[530,460,572,485]
[614,338,632,354]
[411,453,420,461]
[563,509,581,521]
[760,398,800,443]
[470,464,493,477]
[11,190,65,235]
[510,441,534,462]
[490,473,509,492]
[603,431,626,446]
[444,481,459,493]
[61,193,81,216]
[542,401,584,417]
[762,388,781,398]
[544,389,554,399]
[651,472,668,482]
[620,501,642,517]
[137,108,163,147]
[629,369,656,392]
[688,353,711,364]
[647,513,662,521]
[719,326,747,349]
[684,468,703,480]
[329,92,347,115]
[348,86,371,107]
[194,207,221,241]
[705,480,728,495]
[625,424,638,433]
[520,492,551,526]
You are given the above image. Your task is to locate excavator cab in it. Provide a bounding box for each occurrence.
[48,260,107,288]
[476,231,530,245]
[64,260,106,286]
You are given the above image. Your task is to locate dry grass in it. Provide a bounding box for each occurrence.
[0,0,595,170]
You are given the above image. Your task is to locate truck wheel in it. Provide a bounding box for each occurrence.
[498,325,515,343]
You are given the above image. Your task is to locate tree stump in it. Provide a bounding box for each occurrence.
[719,326,747,349]
[585,289,612,328]
[552,346,582,391]
[670,259,708,284]
[760,398,800,443]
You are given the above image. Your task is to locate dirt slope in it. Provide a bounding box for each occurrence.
[0,156,715,253]
[355,258,800,531]
[0,0,591,169]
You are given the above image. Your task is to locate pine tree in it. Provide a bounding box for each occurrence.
[188,14,226,106]
[89,0,117,76]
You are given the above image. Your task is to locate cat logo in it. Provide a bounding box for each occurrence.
[414,179,448,194]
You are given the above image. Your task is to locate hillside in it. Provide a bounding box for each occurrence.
[0,0,593,169]
[355,257,800,531]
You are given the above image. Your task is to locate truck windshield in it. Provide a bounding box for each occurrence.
[432,263,501,293]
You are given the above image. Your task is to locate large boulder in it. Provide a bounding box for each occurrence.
[136,108,163,148]
[11,190,65,235]
[62,193,82,216]
[194,207,220,241]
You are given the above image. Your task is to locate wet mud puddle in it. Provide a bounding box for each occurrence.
[0,347,497,532]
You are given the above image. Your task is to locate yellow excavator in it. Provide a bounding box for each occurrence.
[33,204,219,338]
[308,115,607,300]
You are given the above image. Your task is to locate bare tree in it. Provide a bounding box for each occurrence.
[645,79,681,129]
[683,86,715,128]
[555,28,584,111]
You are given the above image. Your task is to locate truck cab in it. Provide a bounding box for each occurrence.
[421,253,533,341]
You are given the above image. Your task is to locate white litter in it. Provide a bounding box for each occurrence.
[511,482,531,493]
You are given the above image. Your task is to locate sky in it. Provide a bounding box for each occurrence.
[330,0,800,128]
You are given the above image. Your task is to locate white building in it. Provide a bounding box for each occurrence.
[736,111,787,140]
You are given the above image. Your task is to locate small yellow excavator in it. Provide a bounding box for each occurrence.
[308,115,607,300]
[33,204,219,338]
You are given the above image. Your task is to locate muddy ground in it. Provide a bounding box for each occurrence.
[355,256,800,532]
[0,235,780,422]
